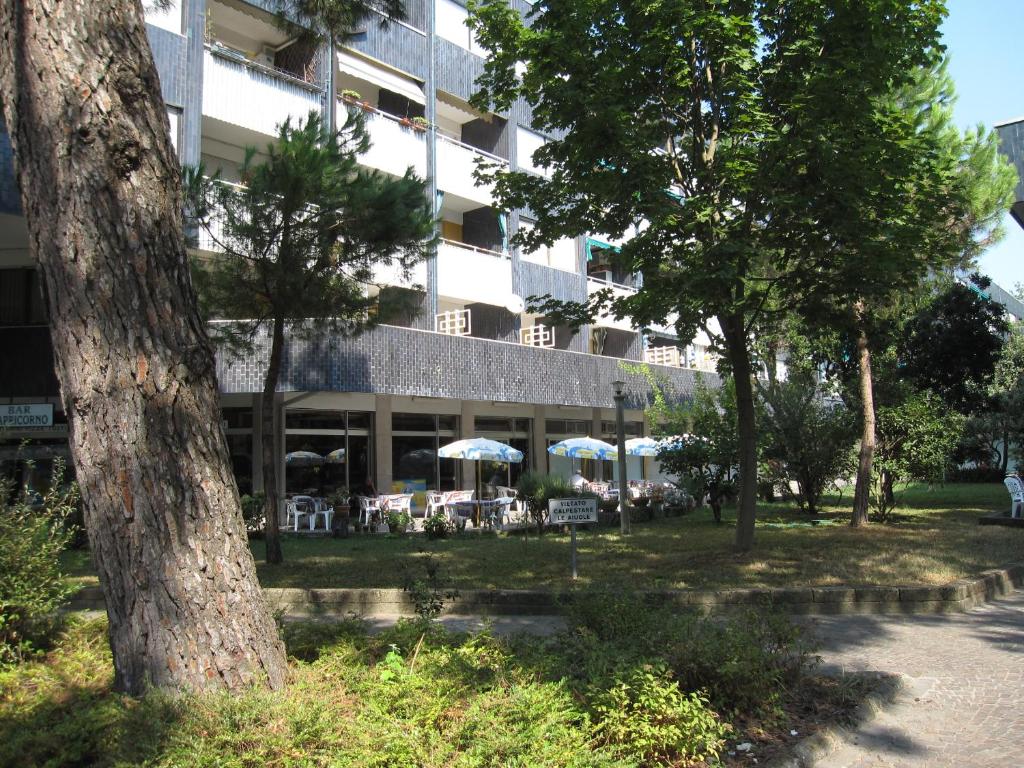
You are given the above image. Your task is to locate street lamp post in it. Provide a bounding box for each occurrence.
[612,380,630,535]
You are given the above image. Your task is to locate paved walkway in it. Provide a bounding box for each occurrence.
[805,589,1024,767]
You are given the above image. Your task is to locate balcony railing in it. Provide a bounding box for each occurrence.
[203,44,323,137]
[520,324,554,348]
[437,239,513,306]
[644,346,681,367]
[435,309,471,336]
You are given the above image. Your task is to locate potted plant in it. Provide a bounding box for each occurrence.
[239,492,266,538]
[328,488,351,537]
[411,116,429,132]
[399,116,414,128]
[359,99,374,112]
[386,508,412,534]
[340,89,361,105]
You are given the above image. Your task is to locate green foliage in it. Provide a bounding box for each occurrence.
[873,393,965,520]
[656,377,738,523]
[385,508,412,532]
[422,513,453,540]
[184,111,434,343]
[1,592,823,768]
[0,459,78,665]
[899,276,1009,413]
[591,663,729,765]
[239,492,266,534]
[515,471,597,534]
[758,371,858,515]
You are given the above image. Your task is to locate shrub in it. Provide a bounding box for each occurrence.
[422,513,452,540]
[591,663,730,764]
[239,491,266,535]
[0,458,79,664]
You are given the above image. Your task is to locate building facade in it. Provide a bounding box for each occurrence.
[0,0,714,505]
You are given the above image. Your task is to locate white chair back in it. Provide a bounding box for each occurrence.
[381,493,413,513]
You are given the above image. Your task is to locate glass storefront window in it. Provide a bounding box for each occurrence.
[286,410,345,431]
[283,410,373,498]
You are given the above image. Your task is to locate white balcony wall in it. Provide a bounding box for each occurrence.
[372,258,427,290]
[437,136,503,205]
[436,0,486,55]
[338,105,427,178]
[437,241,512,306]
[203,48,322,138]
[587,278,636,332]
[516,127,549,177]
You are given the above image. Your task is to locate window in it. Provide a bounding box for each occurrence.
[283,410,374,497]
[0,269,47,325]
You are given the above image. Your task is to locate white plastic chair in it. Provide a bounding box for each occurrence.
[357,496,380,531]
[1004,475,1024,519]
[286,497,314,532]
[425,491,447,519]
[445,490,475,525]
[311,498,334,531]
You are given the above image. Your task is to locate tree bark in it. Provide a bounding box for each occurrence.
[720,313,758,551]
[851,321,876,527]
[0,0,287,693]
[261,316,286,564]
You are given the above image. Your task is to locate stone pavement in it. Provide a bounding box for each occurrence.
[804,588,1024,767]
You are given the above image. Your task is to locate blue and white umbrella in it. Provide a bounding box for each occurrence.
[437,438,524,463]
[285,450,324,467]
[624,437,661,457]
[547,437,618,461]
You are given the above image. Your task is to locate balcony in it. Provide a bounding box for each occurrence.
[436,134,507,206]
[436,239,512,306]
[586,275,638,332]
[338,101,427,179]
[202,45,323,138]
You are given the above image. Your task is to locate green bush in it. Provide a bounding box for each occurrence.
[422,513,453,540]
[591,663,730,764]
[0,458,79,665]
[239,491,266,535]
[385,508,412,532]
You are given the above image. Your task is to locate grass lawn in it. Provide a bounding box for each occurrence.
[61,483,1024,591]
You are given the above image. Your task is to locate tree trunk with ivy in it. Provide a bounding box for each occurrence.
[0,0,287,694]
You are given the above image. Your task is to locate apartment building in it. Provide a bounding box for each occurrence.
[0,0,715,502]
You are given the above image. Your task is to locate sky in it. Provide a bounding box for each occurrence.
[942,0,1024,292]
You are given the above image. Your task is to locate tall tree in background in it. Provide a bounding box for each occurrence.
[470,0,946,550]
[0,1,287,692]
[185,112,433,564]
[841,59,1016,527]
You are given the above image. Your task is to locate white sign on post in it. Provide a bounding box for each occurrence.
[547,497,598,525]
[0,403,54,429]
[548,497,598,580]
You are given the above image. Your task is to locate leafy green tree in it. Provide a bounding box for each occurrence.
[657,378,739,524]
[899,275,1009,414]
[757,371,857,516]
[469,0,948,550]
[872,393,964,520]
[185,112,434,564]
[834,59,1017,526]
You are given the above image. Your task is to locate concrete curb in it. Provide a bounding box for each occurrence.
[68,562,1024,618]
[764,673,905,768]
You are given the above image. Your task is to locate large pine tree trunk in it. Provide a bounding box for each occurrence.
[0,0,287,693]
[261,317,285,564]
[720,313,758,552]
[851,322,876,527]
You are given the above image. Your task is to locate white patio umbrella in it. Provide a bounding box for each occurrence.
[285,450,324,467]
[437,437,524,501]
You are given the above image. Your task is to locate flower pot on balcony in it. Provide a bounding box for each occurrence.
[359,101,374,112]
[400,117,414,128]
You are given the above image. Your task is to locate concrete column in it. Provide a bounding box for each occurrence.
[460,399,477,491]
[532,405,547,475]
[375,395,393,494]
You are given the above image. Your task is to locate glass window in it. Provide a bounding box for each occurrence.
[284,434,348,497]
[222,406,254,430]
[347,411,372,431]
[476,416,513,432]
[393,413,437,432]
[286,409,345,431]
[437,414,458,432]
